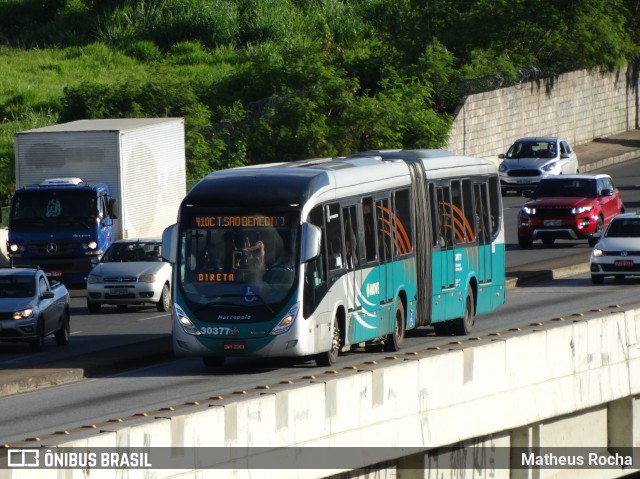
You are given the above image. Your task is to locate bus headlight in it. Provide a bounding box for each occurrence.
[176,305,201,335]
[270,303,300,335]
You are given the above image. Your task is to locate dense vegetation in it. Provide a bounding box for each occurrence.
[1,0,639,206]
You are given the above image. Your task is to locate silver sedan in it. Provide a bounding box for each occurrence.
[86,239,171,313]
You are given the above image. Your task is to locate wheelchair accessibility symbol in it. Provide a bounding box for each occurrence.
[242,285,259,304]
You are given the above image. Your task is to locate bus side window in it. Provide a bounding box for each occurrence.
[326,203,343,271]
[376,198,392,262]
[474,182,489,245]
[429,183,439,246]
[488,176,501,239]
[342,205,359,269]
[437,186,453,249]
[362,197,377,262]
[393,188,413,256]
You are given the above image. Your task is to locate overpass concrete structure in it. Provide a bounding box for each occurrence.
[3,302,639,479]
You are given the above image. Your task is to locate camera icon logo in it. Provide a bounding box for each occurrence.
[8,449,40,467]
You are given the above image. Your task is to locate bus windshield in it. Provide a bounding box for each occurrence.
[178,210,300,313]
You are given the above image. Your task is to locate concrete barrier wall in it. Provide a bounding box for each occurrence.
[447,66,639,158]
[4,304,639,479]
[0,228,8,266]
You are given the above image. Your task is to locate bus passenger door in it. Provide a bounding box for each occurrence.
[474,182,492,283]
[351,197,382,344]
[342,205,361,324]
[376,198,394,328]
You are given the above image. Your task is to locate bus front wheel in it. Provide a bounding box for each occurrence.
[315,315,341,367]
[383,301,405,352]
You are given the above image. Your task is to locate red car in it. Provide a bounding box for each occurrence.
[517,174,625,248]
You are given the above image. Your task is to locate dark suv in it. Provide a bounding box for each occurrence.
[517,174,625,248]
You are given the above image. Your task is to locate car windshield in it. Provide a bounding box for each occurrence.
[0,276,35,298]
[532,178,597,198]
[506,140,556,159]
[102,241,163,262]
[605,218,640,238]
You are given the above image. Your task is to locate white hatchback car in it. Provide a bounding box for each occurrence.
[590,213,640,284]
[498,137,579,195]
[86,239,171,313]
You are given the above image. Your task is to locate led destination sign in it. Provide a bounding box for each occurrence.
[193,215,288,228]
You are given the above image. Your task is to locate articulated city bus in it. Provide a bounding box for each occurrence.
[162,150,505,367]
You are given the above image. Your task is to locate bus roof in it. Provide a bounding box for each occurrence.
[185,153,497,208]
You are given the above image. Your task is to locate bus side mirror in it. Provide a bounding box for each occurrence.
[301,223,321,263]
[162,223,178,264]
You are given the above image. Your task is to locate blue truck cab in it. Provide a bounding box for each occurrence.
[6,178,117,285]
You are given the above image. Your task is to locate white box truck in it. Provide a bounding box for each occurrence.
[7,118,186,284]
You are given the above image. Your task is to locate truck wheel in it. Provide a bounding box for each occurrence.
[54,311,70,346]
[87,299,101,314]
[29,319,45,352]
[383,300,405,352]
[156,283,171,312]
[315,315,341,367]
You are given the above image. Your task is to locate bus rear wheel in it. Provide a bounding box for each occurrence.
[454,286,475,336]
[383,301,405,352]
[315,315,341,367]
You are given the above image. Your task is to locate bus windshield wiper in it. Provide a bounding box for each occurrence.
[204,293,274,314]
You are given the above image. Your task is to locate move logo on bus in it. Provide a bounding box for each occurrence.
[366,282,380,297]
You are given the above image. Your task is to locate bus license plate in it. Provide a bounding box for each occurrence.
[46,270,63,278]
[614,260,634,267]
[223,342,245,351]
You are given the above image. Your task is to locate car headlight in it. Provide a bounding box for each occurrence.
[521,206,536,215]
[592,248,604,257]
[139,274,157,283]
[570,206,593,214]
[498,163,507,173]
[542,162,559,172]
[87,274,103,284]
[12,308,33,320]
[270,303,300,335]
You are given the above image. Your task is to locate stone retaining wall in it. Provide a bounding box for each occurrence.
[447,66,639,157]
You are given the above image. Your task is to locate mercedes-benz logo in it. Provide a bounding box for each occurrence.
[621,251,628,257]
[46,243,58,254]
